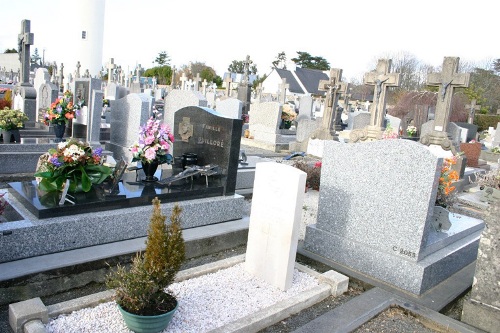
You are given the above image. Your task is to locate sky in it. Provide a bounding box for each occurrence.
[1,0,499,82]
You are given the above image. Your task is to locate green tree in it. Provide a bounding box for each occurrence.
[143,65,173,85]
[31,48,42,67]
[228,58,257,74]
[154,51,171,66]
[291,51,330,70]
[466,67,500,114]
[272,51,287,69]
[4,48,17,54]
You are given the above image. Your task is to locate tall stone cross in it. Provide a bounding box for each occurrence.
[466,99,480,124]
[201,79,208,95]
[18,19,34,86]
[180,73,188,90]
[193,73,202,91]
[135,64,142,83]
[75,61,81,79]
[339,82,351,112]
[59,63,65,92]
[242,55,251,84]
[319,68,342,133]
[224,74,233,96]
[365,59,400,130]
[423,57,470,150]
[107,58,116,84]
[279,78,289,104]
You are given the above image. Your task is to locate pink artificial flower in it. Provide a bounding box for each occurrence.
[144,136,155,145]
[314,161,322,168]
[144,148,156,161]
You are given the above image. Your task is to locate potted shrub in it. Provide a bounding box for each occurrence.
[0,107,29,143]
[106,198,186,333]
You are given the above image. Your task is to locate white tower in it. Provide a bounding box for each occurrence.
[77,0,105,78]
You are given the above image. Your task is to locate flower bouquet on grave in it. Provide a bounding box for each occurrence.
[42,90,82,126]
[34,139,113,193]
[406,125,417,137]
[280,104,296,129]
[382,123,399,139]
[129,110,174,166]
[0,107,29,130]
[435,156,459,208]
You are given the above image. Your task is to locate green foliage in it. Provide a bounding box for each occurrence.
[107,199,185,316]
[143,66,173,85]
[154,51,170,66]
[474,114,500,131]
[200,67,216,83]
[291,51,330,70]
[228,58,257,74]
[3,48,17,54]
[31,48,42,67]
[272,51,287,69]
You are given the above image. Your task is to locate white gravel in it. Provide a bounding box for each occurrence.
[46,263,319,333]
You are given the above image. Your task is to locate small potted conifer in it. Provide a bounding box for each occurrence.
[106,198,185,333]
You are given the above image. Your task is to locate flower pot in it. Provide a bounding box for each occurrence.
[118,302,177,333]
[53,123,66,143]
[142,160,159,182]
[2,129,21,143]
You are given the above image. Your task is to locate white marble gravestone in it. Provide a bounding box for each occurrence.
[245,162,306,291]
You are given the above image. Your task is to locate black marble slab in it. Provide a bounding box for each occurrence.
[8,170,224,219]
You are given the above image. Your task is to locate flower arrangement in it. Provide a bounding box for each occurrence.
[0,107,29,130]
[241,114,249,123]
[34,139,113,193]
[281,104,297,122]
[406,125,417,137]
[436,156,459,207]
[382,123,399,139]
[43,90,82,126]
[491,146,500,154]
[130,111,174,164]
[293,160,322,191]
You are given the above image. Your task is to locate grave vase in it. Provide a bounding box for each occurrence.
[53,123,66,143]
[142,160,159,182]
[2,129,21,143]
[118,302,177,333]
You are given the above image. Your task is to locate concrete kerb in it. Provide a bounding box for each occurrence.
[9,254,349,333]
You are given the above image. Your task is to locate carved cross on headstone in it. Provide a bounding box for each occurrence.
[107,58,116,84]
[364,59,400,132]
[224,74,233,96]
[279,78,289,104]
[180,73,188,90]
[465,99,480,124]
[193,73,201,91]
[423,57,470,150]
[18,20,34,86]
[75,61,81,79]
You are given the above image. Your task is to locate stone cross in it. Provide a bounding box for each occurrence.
[75,61,81,79]
[135,64,142,83]
[180,73,188,90]
[279,78,289,104]
[364,59,401,134]
[309,68,343,140]
[193,73,201,91]
[84,69,90,78]
[59,63,64,92]
[107,58,116,84]
[202,79,208,95]
[170,66,176,88]
[466,99,481,124]
[18,20,34,86]
[422,57,470,150]
[224,74,233,96]
[242,55,251,84]
[339,82,351,112]
[256,83,263,101]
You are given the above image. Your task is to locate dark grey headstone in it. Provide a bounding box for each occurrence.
[173,106,242,195]
[454,122,478,142]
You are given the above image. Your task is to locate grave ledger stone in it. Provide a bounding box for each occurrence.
[245,162,306,291]
[303,140,485,295]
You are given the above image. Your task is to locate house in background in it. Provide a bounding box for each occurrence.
[261,64,329,99]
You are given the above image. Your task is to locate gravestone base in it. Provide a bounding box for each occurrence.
[462,299,500,333]
[304,213,484,295]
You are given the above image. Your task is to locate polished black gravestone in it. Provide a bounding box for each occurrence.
[173,106,243,195]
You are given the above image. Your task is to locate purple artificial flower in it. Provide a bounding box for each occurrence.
[50,157,63,167]
[93,147,103,157]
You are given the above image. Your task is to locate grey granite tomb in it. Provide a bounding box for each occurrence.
[303,139,485,295]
